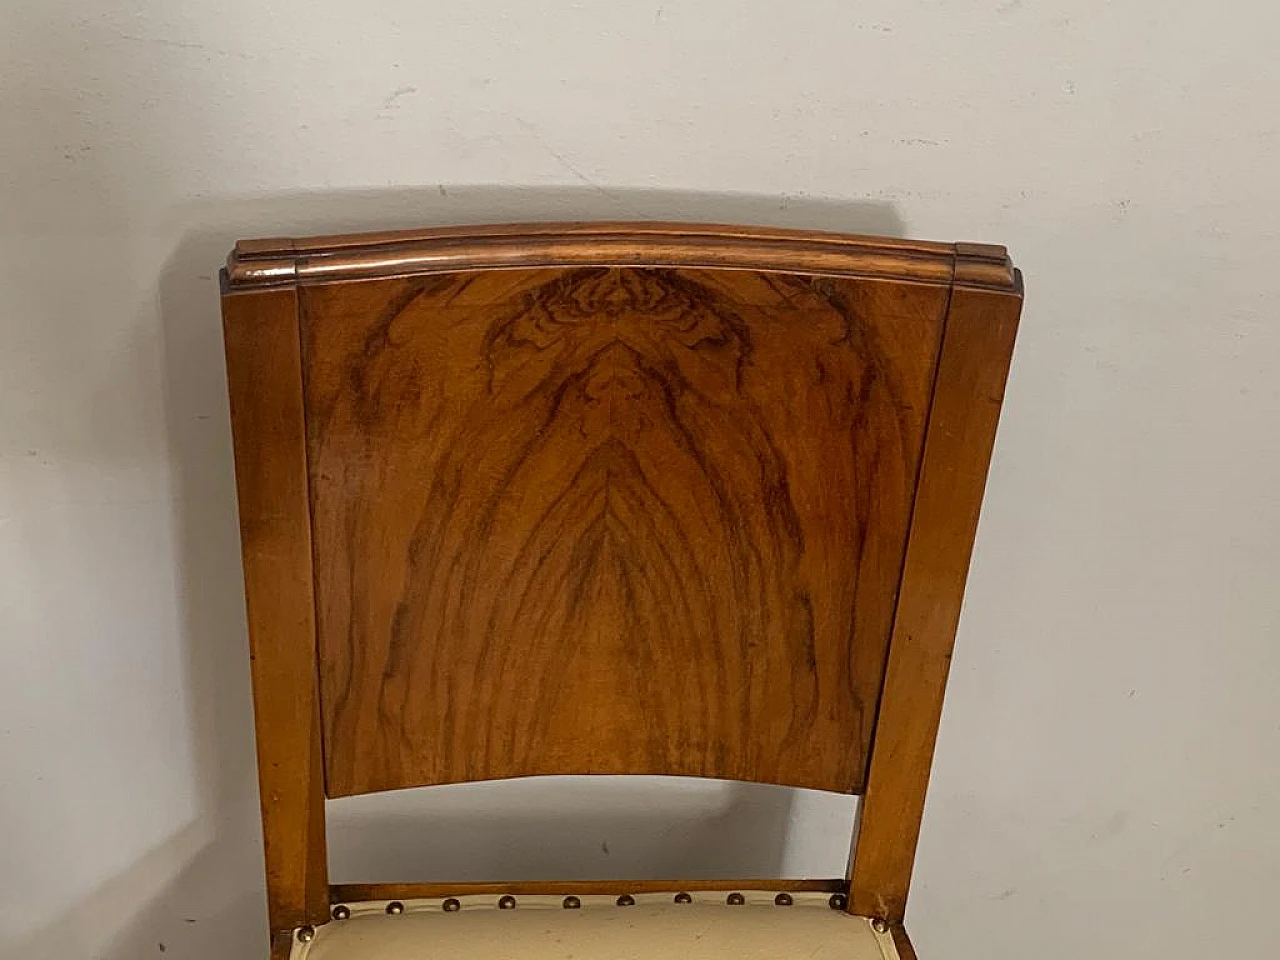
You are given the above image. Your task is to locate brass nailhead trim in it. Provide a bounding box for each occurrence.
[774,893,793,906]
[332,905,351,921]
[442,898,462,913]
[386,901,404,915]
[296,926,315,943]
[563,896,582,909]
[872,918,890,934]
[616,894,636,906]
[726,892,745,905]
[674,892,693,904]
[828,894,848,910]
[498,895,517,909]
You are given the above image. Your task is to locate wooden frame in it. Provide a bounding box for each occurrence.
[221,222,1022,955]
[223,286,329,934]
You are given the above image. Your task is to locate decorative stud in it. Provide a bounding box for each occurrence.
[442,898,462,913]
[674,892,693,904]
[562,896,581,909]
[616,894,635,906]
[726,892,745,905]
[332,905,351,921]
[296,926,315,943]
[872,918,890,934]
[828,894,847,911]
[386,901,404,915]
[774,893,793,906]
[498,895,517,910]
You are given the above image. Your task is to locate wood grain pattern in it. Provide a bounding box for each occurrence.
[330,878,845,903]
[302,267,947,797]
[224,220,1016,291]
[221,224,1024,959]
[222,285,330,935]
[847,280,1023,923]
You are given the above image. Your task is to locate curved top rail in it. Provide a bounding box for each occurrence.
[224,220,1017,291]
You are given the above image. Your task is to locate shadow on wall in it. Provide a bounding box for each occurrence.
[4,185,901,960]
[326,776,858,884]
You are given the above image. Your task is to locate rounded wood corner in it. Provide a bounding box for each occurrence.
[953,241,1019,292]
[224,221,1019,292]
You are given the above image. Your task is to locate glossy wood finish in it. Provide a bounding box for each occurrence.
[303,267,945,797]
[847,282,1022,922]
[225,221,1015,290]
[330,878,845,904]
[222,286,330,935]
[220,221,1022,955]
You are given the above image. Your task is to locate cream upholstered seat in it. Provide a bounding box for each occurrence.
[292,893,899,960]
[221,222,1021,959]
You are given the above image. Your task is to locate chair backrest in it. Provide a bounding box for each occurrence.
[221,222,1021,941]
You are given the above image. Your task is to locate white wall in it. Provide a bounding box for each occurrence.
[2,1,1278,957]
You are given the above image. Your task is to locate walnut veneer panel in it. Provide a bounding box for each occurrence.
[301,266,946,797]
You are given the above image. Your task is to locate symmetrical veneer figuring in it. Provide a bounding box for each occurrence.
[221,222,1023,959]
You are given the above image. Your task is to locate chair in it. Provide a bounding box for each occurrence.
[220,221,1023,960]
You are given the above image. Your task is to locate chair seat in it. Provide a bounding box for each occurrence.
[290,892,901,959]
